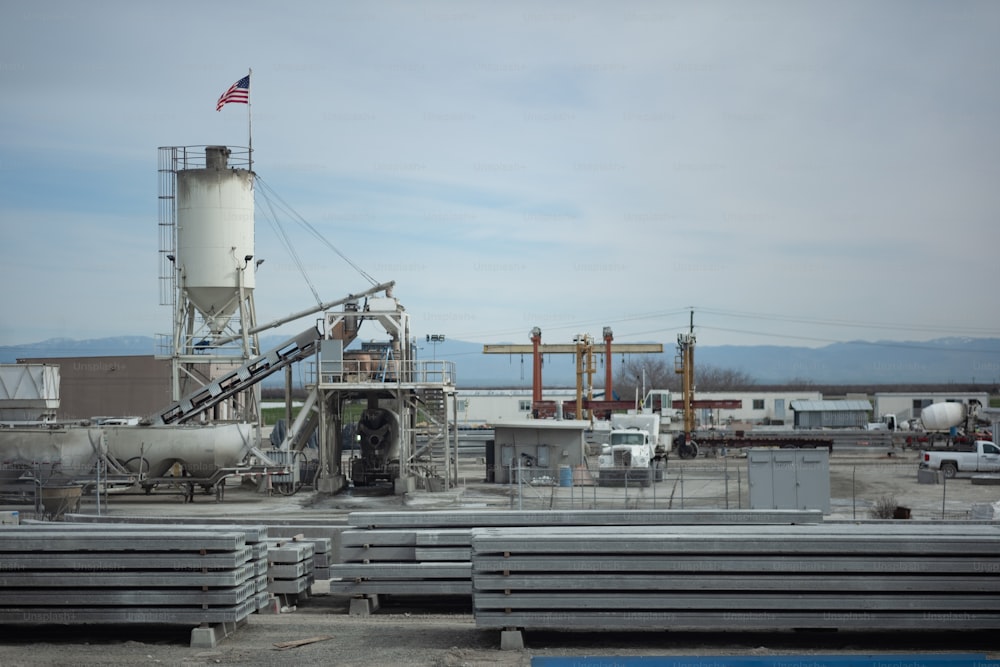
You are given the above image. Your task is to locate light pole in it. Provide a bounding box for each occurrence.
[426,334,445,361]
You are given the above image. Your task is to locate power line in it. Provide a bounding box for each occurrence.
[449,309,693,342]
[699,324,1000,354]
[256,185,323,307]
[435,306,999,351]
[696,306,999,337]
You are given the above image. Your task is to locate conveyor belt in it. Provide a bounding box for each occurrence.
[152,326,321,425]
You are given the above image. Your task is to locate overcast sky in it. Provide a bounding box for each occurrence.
[1,0,998,351]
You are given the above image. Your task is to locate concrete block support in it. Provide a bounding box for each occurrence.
[190,618,246,648]
[500,629,524,650]
[256,596,282,615]
[348,595,380,616]
[394,475,416,495]
[317,474,346,494]
[917,468,941,484]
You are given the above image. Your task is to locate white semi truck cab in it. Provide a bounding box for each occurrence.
[597,412,671,487]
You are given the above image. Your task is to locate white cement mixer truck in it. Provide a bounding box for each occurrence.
[349,398,402,487]
[915,400,995,448]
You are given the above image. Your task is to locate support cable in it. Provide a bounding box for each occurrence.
[255,176,379,286]
[256,186,323,307]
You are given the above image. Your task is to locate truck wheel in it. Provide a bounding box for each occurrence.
[678,442,698,460]
[941,462,958,479]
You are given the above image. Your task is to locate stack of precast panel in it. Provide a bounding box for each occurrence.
[65,514,341,584]
[328,510,822,601]
[0,523,271,626]
[471,523,1000,637]
[266,538,315,596]
[265,531,332,582]
[330,526,473,597]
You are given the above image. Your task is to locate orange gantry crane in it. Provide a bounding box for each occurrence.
[483,327,663,420]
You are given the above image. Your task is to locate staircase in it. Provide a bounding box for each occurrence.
[410,387,453,487]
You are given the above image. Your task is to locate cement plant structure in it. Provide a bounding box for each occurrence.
[151,144,457,494]
[158,145,261,423]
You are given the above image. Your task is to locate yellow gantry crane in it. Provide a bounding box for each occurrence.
[483,327,663,420]
[674,309,698,459]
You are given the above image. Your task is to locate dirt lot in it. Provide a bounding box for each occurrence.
[823,449,1000,520]
[0,598,997,667]
[0,448,998,666]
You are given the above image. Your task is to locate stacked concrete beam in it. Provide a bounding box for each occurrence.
[65,514,345,585]
[25,520,274,614]
[267,538,315,596]
[311,539,333,581]
[329,510,822,606]
[346,509,823,529]
[0,524,266,631]
[330,528,473,598]
[470,523,1000,648]
[266,533,332,582]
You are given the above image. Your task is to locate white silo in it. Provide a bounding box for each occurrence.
[158,144,260,414]
[175,146,255,334]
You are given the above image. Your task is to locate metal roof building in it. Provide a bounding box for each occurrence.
[15,355,172,420]
[790,399,873,429]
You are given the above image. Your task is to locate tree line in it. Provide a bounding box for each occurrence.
[609,355,756,400]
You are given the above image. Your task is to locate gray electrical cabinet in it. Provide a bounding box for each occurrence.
[748,448,830,513]
[319,339,344,382]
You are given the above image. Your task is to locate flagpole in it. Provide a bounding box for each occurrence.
[247,68,253,174]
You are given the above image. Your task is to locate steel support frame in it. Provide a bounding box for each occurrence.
[160,153,262,425]
[317,303,416,494]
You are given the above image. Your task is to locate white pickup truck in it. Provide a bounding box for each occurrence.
[920,440,1000,478]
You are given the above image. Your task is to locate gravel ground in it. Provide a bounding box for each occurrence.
[1,448,998,665]
[0,591,996,667]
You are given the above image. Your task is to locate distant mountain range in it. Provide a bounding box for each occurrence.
[4,335,1000,387]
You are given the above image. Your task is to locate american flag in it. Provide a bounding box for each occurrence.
[216,74,250,111]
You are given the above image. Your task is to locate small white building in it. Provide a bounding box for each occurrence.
[454,388,824,429]
[453,388,580,426]
[489,420,590,484]
[789,399,873,429]
[674,390,824,427]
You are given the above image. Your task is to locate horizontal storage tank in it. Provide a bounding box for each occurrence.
[105,422,253,478]
[0,426,102,478]
[176,146,254,334]
[0,423,252,483]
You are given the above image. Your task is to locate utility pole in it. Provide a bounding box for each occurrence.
[675,309,698,459]
[603,326,614,400]
[530,327,543,407]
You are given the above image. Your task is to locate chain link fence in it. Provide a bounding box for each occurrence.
[497,459,747,511]
[475,455,993,520]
